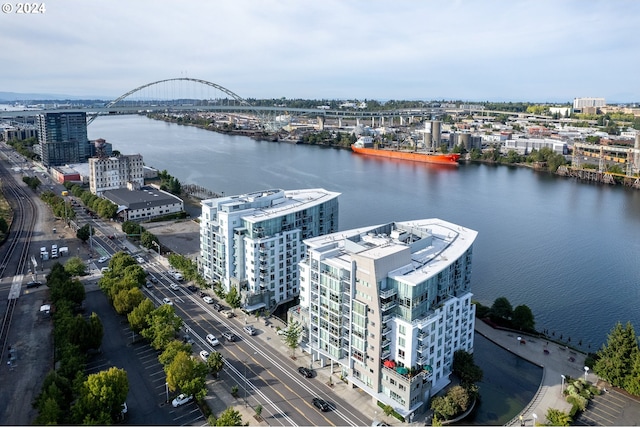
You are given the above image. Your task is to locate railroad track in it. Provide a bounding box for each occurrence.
[0,152,38,366]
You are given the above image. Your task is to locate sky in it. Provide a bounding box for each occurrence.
[1,0,639,103]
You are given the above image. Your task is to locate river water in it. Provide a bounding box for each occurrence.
[89,115,640,350]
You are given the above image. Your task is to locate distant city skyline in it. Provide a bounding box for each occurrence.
[2,0,639,103]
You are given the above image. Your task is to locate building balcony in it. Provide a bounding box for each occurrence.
[381,348,391,359]
[382,314,393,323]
[381,301,397,311]
[417,331,428,340]
[417,356,427,365]
[381,325,392,336]
[379,288,397,299]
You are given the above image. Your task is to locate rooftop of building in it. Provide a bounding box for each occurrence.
[102,186,182,209]
[306,218,477,285]
[202,188,340,223]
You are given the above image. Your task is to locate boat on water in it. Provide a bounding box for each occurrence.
[351,139,460,166]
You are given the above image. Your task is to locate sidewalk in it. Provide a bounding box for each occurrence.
[474,321,588,425]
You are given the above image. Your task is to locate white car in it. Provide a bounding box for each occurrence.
[162,298,173,305]
[97,256,109,263]
[243,325,256,336]
[171,393,193,408]
[136,256,145,264]
[199,350,210,361]
[100,267,109,273]
[206,334,219,347]
[170,283,180,291]
[203,296,214,304]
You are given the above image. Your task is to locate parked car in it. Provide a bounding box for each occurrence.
[172,272,183,281]
[101,267,109,273]
[212,303,222,311]
[203,296,214,304]
[187,285,198,292]
[171,393,193,408]
[206,334,219,347]
[162,298,173,305]
[298,367,314,378]
[312,397,330,412]
[243,325,256,336]
[221,310,235,318]
[221,331,236,342]
[170,283,179,291]
[199,350,210,361]
[97,256,109,263]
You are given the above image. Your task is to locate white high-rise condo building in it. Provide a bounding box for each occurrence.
[199,188,340,312]
[292,219,477,419]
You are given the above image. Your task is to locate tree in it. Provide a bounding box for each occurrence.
[141,304,183,350]
[594,322,639,388]
[140,230,159,250]
[625,351,640,396]
[447,385,470,412]
[165,351,208,399]
[76,223,93,242]
[225,286,241,310]
[283,321,302,358]
[127,298,155,333]
[159,340,193,367]
[215,407,244,426]
[0,217,8,234]
[113,287,145,315]
[72,367,129,424]
[512,304,535,332]
[544,408,572,426]
[490,296,513,323]
[64,256,87,276]
[452,350,483,387]
[206,351,224,378]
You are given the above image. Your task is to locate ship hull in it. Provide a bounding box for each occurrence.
[351,145,460,165]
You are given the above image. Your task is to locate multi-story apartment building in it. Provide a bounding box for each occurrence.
[89,154,145,196]
[199,188,340,311]
[36,112,89,166]
[293,219,477,419]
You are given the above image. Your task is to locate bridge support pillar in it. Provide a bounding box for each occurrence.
[316,116,325,131]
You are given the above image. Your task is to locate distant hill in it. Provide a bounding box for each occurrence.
[0,91,108,102]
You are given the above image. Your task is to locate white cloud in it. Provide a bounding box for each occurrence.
[1,0,638,102]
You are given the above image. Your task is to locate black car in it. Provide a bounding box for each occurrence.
[145,281,153,289]
[212,303,223,312]
[221,331,236,342]
[312,397,330,412]
[26,281,42,289]
[298,367,313,378]
[149,276,158,284]
[187,285,198,292]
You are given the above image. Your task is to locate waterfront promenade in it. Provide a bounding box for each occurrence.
[474,321,581,426]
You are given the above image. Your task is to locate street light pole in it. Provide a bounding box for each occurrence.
[532,413,537,426]
[561,374,566,396]
[584,366,589,382]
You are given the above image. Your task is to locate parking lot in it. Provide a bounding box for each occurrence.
[574,386,640,426]
[84,288,205,425]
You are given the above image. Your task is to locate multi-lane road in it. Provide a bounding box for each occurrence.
[95,253,374,426]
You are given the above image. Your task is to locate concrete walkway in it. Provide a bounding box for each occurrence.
[475,321,589,426]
